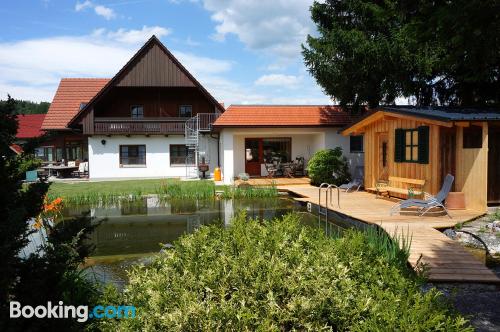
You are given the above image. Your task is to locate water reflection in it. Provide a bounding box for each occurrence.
[63,197,313,257]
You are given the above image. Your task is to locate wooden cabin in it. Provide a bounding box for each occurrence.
[342,106,500,212]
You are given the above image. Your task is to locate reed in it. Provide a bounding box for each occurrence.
[221,185,278,199]
[363,225,412,270]
[48,179,279,205]
[155,180,215,200]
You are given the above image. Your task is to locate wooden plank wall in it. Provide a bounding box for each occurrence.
[96,87,214,118]
[116,43,195,87]
[455,122,489,212]
[363,118,440,195]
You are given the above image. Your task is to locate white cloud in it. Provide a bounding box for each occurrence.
[94,5,116,20]
[0,29,233,102]
[75,1,116,20]
[192,0,315,59]
[92,26,172,44]
[255,74,301,88]
[75,0,92,11]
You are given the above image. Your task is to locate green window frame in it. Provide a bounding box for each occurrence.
[403,129,419,162]
[395,126,429,164]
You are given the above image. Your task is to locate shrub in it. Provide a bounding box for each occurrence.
[307,148,351,186]
[97,213,470,331]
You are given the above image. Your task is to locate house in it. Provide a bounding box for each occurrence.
[42,36,223,179]
[342,106,500,212]
[10,114,46,155]
[40,79,108,163]
[213,105,364,184]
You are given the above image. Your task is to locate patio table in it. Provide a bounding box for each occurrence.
[41,165,79,178]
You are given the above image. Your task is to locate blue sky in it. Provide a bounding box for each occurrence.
[0,0,332,106]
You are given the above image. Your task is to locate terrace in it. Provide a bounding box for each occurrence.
[280,186,499,283]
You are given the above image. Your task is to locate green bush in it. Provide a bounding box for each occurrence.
[97,213,470,331]
[307,147,351,186]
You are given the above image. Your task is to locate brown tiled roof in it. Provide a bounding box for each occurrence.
[42,78,109,130]
[213,105,353,127]
[16,114,46,138]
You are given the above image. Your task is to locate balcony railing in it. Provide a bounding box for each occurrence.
[93,117,187,135]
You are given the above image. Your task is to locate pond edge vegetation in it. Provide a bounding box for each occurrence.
[47,179,279,205]
[94,212,470,331]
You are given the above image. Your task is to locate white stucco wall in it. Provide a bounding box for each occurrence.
[219,127,364,184]
[88,135,218,179]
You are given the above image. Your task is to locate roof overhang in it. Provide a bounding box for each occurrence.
[342,109,453,136]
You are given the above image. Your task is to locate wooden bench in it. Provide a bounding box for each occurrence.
[367,176,426,199]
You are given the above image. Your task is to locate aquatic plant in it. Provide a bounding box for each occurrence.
[221,185,278,199]
[49,179,280,205]
[155,180,215,200]
[96,213,470,331]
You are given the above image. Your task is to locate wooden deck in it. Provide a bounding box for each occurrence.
[281,185,499,283]
[235,177,310,187]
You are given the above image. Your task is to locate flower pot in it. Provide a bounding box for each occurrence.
[445,192,466,210]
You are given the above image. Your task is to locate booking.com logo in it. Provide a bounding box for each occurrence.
[10,301,136,322]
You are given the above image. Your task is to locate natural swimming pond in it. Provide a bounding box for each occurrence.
[62,196,348,288]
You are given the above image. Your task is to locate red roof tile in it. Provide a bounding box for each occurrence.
[214,105,353,127]
[16,114,46,138]
[10,144,23,154]
[42,78,110,130]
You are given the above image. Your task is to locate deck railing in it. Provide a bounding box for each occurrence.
[93,117,186,135]
[90,114,219,135]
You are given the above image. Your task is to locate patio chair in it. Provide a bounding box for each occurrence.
[25,170,38,182]
[72,161,89,178]
[265,163,278,178]
[390,174,455,218]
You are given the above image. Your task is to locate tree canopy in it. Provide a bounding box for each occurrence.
[0,97,50,114]
[303,0,500,109]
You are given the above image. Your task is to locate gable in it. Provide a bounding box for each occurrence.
[115,43,195,88]
[68,36,224,127]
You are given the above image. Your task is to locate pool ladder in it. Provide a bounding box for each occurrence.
[318,183,340,224]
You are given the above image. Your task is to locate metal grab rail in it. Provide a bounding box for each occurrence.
[318,183,329,224]
[326,184,340,209]
[318,183,341,224]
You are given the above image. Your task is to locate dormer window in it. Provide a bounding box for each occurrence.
[179,105,192,118]
[131,105,144,118]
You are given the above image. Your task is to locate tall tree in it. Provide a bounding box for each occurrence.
[0,95,48,309]
[303,0,500,109]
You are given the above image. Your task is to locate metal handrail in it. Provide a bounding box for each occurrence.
[318,183,330,223]
[326,184,340,209]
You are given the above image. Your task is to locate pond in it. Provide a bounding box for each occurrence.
[63,196,347,288]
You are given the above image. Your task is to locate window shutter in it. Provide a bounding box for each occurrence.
[394,128,404,162]
[418,126,430,164]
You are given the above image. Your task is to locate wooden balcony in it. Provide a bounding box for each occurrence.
[93,117,187,135]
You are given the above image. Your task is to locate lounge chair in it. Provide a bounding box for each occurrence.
[390,174,455,218]
[339,166,364,192]
[339,178,363,192]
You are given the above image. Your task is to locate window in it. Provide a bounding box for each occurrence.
[463,126,482,149]
[131,105,144,118]
[404,129,419,162]
[120,145,146,166]
[395,126,429,164]
[179,105,192,118]
[36,146,54,162]
[350,135,363,153]
[65,141,82,161]
[262,138,291,163]
[170,145,194,165]
[382,142,388,167]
